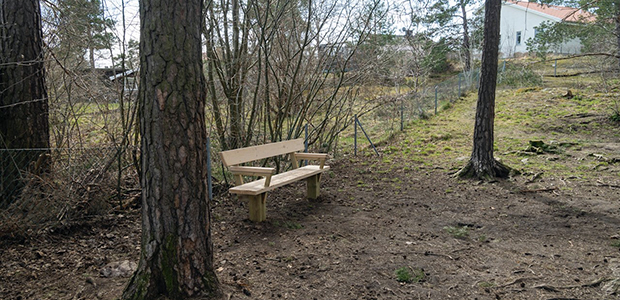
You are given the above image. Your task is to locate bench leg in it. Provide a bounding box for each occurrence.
[243,193,267,222]
[307,174,321,199]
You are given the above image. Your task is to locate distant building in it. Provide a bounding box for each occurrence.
[107,68,138,94]
[500,0,595,57]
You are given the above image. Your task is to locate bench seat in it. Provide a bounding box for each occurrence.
[229,165,330,196]
[220,138,330,222]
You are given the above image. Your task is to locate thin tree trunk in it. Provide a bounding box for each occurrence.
[615,6,620,69]
[457,0,510,180]
[204,0,249,150]
[122,0,220,298]
[88,26,96,70]
[461,0,471,72]
[0,0,50,207]
[203,12,227,150]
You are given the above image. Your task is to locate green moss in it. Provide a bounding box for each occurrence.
[122,268,150,300]
[162,234,179,294]
[201,271,221,297]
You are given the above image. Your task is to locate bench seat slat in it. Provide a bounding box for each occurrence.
[220,138,305,167]
[294,153,329,159]
[229,165,329,196]
[228,166,275,176]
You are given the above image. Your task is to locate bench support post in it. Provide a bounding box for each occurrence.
[243,193,267,222]
[307,174,321,199]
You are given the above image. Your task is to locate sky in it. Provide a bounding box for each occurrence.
[99,0,140,67]
[92,0,475,67]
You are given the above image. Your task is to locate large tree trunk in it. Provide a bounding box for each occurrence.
[0,0,50,207]
[121,0,220,298]
[457,0,510,180]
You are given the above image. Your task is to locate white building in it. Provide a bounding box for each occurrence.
[500,0,594,57]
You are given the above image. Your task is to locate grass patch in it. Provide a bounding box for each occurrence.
[478,281,496,288]
[444,225,469,239]
[395,267,426,283]
[272,220,304,229]
[335,56,620,191]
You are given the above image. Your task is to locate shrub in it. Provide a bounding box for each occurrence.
[498,63,543,87]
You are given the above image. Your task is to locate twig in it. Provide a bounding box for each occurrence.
[543,70,602,77]
[490,276,543,289]
[450,247,473,254]
[559,177,567,186]
[525,172,543,184]
[533,277,609,291]
[422,251,455,260]
[596,180,620,188]
[516,187,557,194]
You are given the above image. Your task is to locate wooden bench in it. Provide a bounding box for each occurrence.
[219,138,330,222]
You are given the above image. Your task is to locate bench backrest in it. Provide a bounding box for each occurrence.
[219,138,305,167]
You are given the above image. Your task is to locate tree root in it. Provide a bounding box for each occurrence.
[455,158,511,181]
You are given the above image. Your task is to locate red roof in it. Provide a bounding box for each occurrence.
[505,0,595,22]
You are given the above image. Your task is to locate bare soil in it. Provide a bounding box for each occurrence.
[3,86,620,299]
[3,155,620,299]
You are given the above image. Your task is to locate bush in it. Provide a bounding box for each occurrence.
[498,63,543,87]
[0,148,139,240]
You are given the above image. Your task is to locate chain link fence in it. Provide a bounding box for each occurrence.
[349,55,618,155]
[0,146,139,236]
[3,55,607,236]
[350,69,481,154]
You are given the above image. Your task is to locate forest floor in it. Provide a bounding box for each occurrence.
[3,71,620,299]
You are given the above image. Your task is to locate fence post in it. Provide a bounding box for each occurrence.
[304,124,308,153]
[400,97,404,131]
[304,124,309,166]
[354,114,358,156]
[206,136,213,202]
[434,85,438,115]
[458,73,462,97]
[554,59,557,77]
[356,117,380,156]
[117,146,122,209]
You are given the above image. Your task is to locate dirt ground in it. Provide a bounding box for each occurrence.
[2,153,620,299]
[3,84,620,299]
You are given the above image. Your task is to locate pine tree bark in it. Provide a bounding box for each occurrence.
[456,0,510,180]
[0,0,50,207]
[122,0,220,298]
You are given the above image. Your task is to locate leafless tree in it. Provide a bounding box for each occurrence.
[204,0,390,157]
